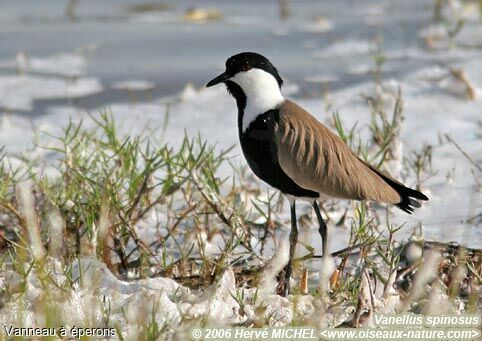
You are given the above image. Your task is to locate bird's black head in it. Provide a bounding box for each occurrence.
[206,52,283,88]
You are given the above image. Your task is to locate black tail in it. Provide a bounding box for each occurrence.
[364,162,429,214]
[378,173,428,214]
[395,188,428,214]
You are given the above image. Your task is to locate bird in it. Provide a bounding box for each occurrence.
[206,52,428,296]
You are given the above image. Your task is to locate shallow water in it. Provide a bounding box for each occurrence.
[1,0,445,114]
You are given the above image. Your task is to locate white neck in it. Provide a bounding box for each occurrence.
[230,69,284,132]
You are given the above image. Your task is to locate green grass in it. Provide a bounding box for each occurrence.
[0,108,479,338]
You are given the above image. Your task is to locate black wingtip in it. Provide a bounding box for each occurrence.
[396,195,427,214]
[358,158,429,214]
[406,188,429,201]
[396,200,415,214]
[382,175,429,214]
[388,184,429,214]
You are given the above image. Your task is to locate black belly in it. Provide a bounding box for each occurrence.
[239,110,318,198]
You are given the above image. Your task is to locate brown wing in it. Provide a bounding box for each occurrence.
[274,100,402,204]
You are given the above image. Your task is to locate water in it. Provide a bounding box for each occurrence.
[1,0,442,115]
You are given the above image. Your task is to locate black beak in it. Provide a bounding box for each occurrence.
[206,72,230,87]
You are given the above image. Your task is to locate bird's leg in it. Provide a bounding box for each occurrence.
[313,201,328,257]
[281,200,298,297]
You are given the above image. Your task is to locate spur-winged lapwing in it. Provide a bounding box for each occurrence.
[206,52,428,296]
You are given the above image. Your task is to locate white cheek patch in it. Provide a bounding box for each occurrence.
[231,69,284,132]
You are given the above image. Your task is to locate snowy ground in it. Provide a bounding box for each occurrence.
[1,0,480,248]
[0,0,481,336]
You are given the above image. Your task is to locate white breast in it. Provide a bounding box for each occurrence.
[230,69,284,132]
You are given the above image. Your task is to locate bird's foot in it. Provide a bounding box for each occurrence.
[276,265,291,297]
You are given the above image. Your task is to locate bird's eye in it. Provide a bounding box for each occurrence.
[241,64,251,72]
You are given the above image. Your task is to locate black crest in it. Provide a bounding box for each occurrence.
[225,52,284,88]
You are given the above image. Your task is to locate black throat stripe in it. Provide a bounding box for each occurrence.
[239,109,319,198]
